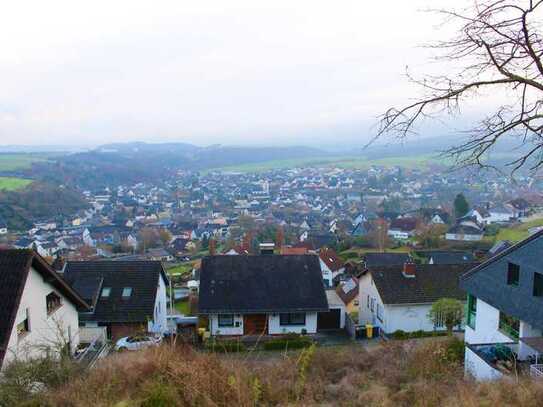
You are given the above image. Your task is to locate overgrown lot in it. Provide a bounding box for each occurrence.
[3,337,543,406]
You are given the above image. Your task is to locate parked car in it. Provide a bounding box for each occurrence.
[114,335,162,351]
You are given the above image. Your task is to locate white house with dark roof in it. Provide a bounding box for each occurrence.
[460,230,543,381]
[198,255,332,336]
[0,249,89,371]
[63,261,169,339]
[358,262,474,334]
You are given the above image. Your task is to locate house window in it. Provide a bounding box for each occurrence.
[218,314,234,327]
[499,311,520,340]
[366,295,370,308]
[370,298,375,312]
[122,287,133,298]
[534,272,543,297]
[507,263,520,286]
[17,308,30,337]
[279,313,306,326]
[46,292,62,315]
[101,287,111,297]
[434,311,444,328]
[376,304,383,322]
[466,294,477,329]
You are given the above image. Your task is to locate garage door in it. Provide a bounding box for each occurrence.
[317,308,341,330]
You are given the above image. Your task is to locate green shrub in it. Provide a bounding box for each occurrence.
[445,337,465,362]
[140,381,178,407]
[391,330,448,340]
[263,336,314,351]
[205,340,246,353]
[392,330,408,340]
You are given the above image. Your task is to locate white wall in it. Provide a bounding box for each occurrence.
[209,314,244,336]
[3,267,80,370]
[268,312,317,335]
[319,259,333,287]
[464,298,512,344]
[385,304,439,333]
[148,273,168,334]
[358,273,386,329]
[464,347,504,381]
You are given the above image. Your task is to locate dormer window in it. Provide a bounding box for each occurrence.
[46,292,62,315]
[122,287,133,298]
[101,287,111,297]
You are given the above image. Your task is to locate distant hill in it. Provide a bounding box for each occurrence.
[28,142,326,188]
[0,182,89,230]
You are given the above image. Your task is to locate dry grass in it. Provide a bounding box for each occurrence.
[21,338,543,407]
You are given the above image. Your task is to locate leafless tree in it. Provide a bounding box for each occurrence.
[377,0,543,173]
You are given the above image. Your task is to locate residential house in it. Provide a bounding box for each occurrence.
[387,218,417,240]
[446,223,484,242]
[335,277,359,314]
[459,231,543,381]
[63,261,169,339]
[319,247,345,287]
[359,262,474,334]
[0,249,89,370]
[198,255,330,336]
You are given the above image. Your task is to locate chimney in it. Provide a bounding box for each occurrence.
[402,261,416,278]
[259,242,275,255]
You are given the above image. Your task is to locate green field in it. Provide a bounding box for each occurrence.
[167,263,194,276]
[0,176,33,191]
[494,218,543,242]
[207,154,441,174]
[0,154,51,171]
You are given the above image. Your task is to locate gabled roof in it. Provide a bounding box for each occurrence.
[369,263,476,305]
[364,252,411,267]
[319,247,344,272]
[428,251,475,264]
[64,261,168,323]
[0,250,89,368]
[198,255,328,314]
[460,229,543,280]
[336,277,359,305]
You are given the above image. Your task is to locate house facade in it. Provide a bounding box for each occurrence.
[460,231,543,381]
[358,262,473,334]
[63,261,169,339]
[199,255,330,336]
[0,250,89,370]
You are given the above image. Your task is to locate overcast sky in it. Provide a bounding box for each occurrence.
[0,0,472,147]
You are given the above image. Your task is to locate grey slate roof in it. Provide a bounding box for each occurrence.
[460,230,543,329]
[369,263,476,305]
[0,250,89,368]
[198,255,329,314]
[364,252,410,268]
[64,261,168,323]
[428,251,475,264]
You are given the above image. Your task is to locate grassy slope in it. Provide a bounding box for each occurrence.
[207,154,440,173]
[0,177,33,191]
[494,218,543,242]
[0,154,50,171]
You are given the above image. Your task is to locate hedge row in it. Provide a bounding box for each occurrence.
[262,336,314,351]
[391,330,448,340]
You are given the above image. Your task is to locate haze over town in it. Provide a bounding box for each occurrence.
[1,0,496,148]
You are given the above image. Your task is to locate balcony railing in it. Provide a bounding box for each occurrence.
[498,321,519,340]
[530,364,543,378]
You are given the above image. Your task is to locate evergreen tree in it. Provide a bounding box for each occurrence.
[453,193,469,219]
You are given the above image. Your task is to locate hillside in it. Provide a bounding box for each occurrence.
[31,143,326,189]
[0,183,89,230]
[5,338,542,406]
